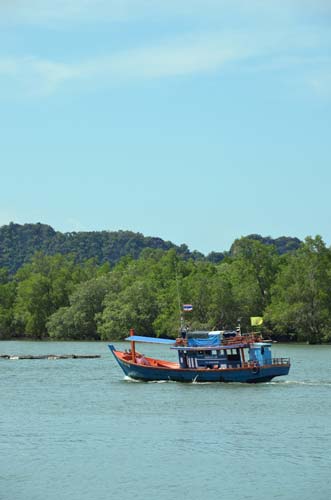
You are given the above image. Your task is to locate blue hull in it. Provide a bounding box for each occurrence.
[109,346,290,383]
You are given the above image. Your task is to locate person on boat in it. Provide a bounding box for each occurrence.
[180,324,189,339]
[137,354,150,366]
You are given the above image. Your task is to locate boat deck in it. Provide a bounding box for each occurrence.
[116,350,179,369]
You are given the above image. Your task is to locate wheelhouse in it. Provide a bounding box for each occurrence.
[172,331,288,370]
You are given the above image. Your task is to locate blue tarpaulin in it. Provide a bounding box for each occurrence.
[187,335,220,347]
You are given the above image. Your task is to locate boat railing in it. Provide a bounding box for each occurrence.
[242,361,260,368]
[271,357,290,366]
[176,333,269,347]
[222,334,262,345]
[242,358,290,368]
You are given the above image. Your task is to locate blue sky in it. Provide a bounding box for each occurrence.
[1,1,330,254]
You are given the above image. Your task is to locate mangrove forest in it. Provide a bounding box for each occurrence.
[0,223,330,344]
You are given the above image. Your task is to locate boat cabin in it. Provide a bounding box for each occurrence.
[172,331,273,370]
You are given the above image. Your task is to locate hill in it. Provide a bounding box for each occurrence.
[230,234,302,256]
[0,223,200,274]
[0,222,302,274]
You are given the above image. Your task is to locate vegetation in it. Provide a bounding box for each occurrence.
[0,228,330,344]
[0,223,301,274]
[0,222,201,274]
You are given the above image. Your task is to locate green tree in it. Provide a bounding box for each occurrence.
[207,263,241,330]
[98,279,159,340]
[47,275,112,340]
[179,261,216,329]
[97,249,191,339]
[266,236,331,343]
[14,253,98,338]
[230,237,279,308]
[0,270,17,339]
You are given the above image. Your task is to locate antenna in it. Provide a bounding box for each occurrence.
[174,258,184,332]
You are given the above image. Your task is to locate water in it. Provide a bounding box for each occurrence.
[1,342,330,500]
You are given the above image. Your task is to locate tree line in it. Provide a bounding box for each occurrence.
[0,222,200,274]
[0,222,301,274]
[0,235,330,343]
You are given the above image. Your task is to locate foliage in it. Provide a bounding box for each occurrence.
[0,223,302,275]
[230,234,301,256]
[0,274,17,339]
[265,236,331,343]
[0,222,199,274]
[47,274,112,340]
[229,237,279,310]
[1,229,331,343]
[13,253,98,338]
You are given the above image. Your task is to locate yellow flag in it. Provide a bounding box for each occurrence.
[250,317,263,326]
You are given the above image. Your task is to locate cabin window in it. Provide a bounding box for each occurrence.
[227,349,240,361]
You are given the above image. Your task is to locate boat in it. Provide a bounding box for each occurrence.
[108,328,290,383]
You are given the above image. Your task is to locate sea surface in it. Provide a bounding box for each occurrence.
[1,341,330,500]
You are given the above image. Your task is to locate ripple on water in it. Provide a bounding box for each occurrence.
[1,341,331,500]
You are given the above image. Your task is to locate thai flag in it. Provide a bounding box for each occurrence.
[183,304,193,312]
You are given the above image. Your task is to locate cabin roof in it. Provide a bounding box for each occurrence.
[124,335,175,345]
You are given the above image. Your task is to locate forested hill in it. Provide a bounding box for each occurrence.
[0,223,195,274]
[0,222,302,274]
[230,234,302,256]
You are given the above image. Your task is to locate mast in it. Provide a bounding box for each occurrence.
[130,328,136,363]
[236,318,242,336]
[175,259,185,336]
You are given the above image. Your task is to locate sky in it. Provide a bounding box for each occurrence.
[0,0,330,255]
